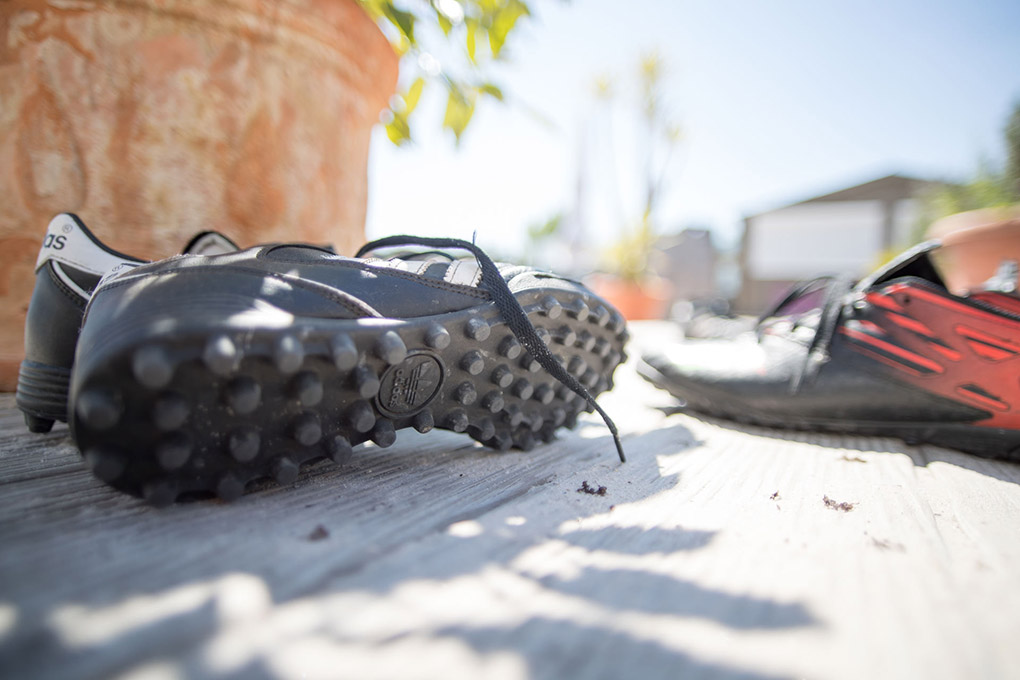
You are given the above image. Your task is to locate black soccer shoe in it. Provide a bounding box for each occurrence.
[16,213,239,433]
[638,242,1020,460]
[69,236,628,505]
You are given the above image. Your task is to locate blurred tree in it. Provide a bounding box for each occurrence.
[358,0,532,146]
[915,99,1020,239]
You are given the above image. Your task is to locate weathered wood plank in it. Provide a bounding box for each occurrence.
[1,323,1019,680]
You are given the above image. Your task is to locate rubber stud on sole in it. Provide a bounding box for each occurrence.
[492,365,514,388]
[292,412,322,446]
[461,351,484,375]
[348,401,376,433]
[447,409,469,432]
[132,345,174,389]
[372,420,397,448]
[154,393,189,431]
[274,335,304,374]
[413,409,435,433]
[328,435,354,465]
[24,414,54,433]
[204,335,239,376]
[84,447,125,483]
[226,377,261,415]
[426,324,451,350]
[156,433,192,471]
[228,428,260,462]
[273,457,299,485]
[217,474,245,502]
[466,317,491,341]
[375,331,407,365]
[499,336,522,359]
[76,388,122,431]
[143,482,176,508]
[354,365,380,398]
[291,371,323,406]
[331,334,358,370]
[455,382,477,405]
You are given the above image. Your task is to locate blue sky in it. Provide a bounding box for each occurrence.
[366,0,1020,256]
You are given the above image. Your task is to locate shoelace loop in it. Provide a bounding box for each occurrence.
[357,235,626,463]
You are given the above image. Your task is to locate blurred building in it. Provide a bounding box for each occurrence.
[654,228,718,308]
[735,174,944,313]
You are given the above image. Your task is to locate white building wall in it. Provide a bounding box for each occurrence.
[748,200,885,279]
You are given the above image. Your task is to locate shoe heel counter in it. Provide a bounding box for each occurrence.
[16,264,85,423]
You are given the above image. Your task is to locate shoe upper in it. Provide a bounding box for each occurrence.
[641,242,1020,429]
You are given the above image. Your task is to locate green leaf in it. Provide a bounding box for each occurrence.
[404,77,426,113]
[385,110,412,146]
[479,82,504,101]
[437,12,453,35]
[381,2,416,44]
[488,0,528,57]
[442,86,476,144]
[466,18,479,64]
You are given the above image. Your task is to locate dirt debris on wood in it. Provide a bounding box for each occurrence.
[823,495,856,512]
[577,481,607,496]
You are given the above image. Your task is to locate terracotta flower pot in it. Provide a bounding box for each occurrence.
[928,205,1020,296]
[587,274,673,321]
[0,0,398,389]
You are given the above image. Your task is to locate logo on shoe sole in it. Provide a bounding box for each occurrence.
[377,352,445,416]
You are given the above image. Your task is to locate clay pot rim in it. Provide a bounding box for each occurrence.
[929,204,1020,245]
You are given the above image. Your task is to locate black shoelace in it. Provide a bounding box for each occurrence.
[756,274,857,392]
[357,235,626,463]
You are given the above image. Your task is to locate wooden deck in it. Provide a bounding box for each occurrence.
[2,322,1020,680]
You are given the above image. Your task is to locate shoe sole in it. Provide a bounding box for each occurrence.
[636,359,1020,461]
[71,290,628,505]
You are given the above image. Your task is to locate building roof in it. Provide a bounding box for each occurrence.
[748,173,948,218]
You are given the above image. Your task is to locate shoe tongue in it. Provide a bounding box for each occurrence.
[182,231,240,256]
[263,244,338,261]
[859,240,946,290]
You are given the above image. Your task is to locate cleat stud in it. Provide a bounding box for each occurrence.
[482,390,505,413]
[328,435,354,465]
[533,384,554,404]
[541,296,563,319]
[504,405,524,427]
[447,409,469,433]
[552,407,566,426]
[24,414,54,433]
[225,377,261,415]
[465,317,491,341]
[520,354,541,373]
[273,457,300,485]
[84,446,125,483]
[594,306,611,327]
[594,337,611,358]
[353,365,380,398]
[606,349,621,367]
[476,417,496,440]
[292,412,322,446]
[204,335,239,376]
[557,326,577,347]
[413,409,435,433]
[143,482,176,508]
[291,371,323,406]
[492,433,513,451]
[515,430,536,451]
[536,328,552,345]
[581,369,599,388]
[132,345,174,389]
[156,433,192,471]
[513,379,534,400]
[153,393,189,431]
[228,428,261,462]
[570,300,590,321]
[76,388,122,431]
[460,350,485,376]
[375,331,407,365]
[455,381,477,405]
[348,401,376,433]
[568,356,587,376]
[578,331,596,352]
[331,334,358,370]
[372,420,397,448]
[491,365,514,388]
[499,336,522,359]
[217,474,245,502]
[425,323,452,350]
[274,335,304,374]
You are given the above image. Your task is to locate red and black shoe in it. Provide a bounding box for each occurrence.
[638,242,1020,460]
